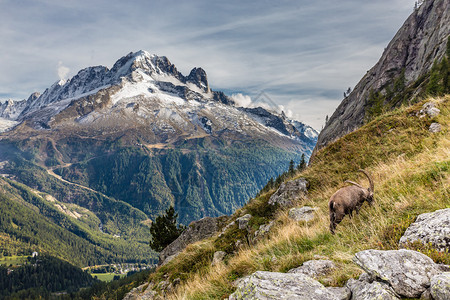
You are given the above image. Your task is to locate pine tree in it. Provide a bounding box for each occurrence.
[288,159,295,176]
[297,154,307,171]
[441,56,449,93]
[447,36,450,58]
[149,206,184,252]
[268,177,274,189]
[426,61,442,95]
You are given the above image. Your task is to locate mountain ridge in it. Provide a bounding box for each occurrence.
[0,50,317,147]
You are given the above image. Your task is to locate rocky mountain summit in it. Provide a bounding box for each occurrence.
[314,0,449,152]
[0,50,317,148]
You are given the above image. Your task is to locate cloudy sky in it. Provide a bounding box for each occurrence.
[0,0,415,130]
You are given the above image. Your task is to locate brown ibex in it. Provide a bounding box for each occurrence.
[329,169,374,234]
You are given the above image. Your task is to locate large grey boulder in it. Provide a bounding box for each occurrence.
[346,278,400,300]
[399,208,450,252]
[430,272,450,300]
[236,214,252,230]
[268,178,308,208]
[159,216,223,266]
[288,259,336,279]
[228,271,350,300]
[353,249,443,298]
[358,272,373,283]
[429,122,442,133]
[288,206,318,222]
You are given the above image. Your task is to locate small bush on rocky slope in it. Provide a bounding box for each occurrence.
[140,96,449,299]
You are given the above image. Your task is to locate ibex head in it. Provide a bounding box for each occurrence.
[345,169,374,204]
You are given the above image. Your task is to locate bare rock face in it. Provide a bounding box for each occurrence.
[228,271,350,300]
[358,272,373,283]
[288,206,318,222]
[346,278,400,300]
[430,272,450,300]
[288,259,336,279]
[268,178,308,208]
[313,0,450,153]
[159,216,224,266]
[399,208,450,252]
[353,249,443,298]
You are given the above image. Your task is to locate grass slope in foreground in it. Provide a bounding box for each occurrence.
[142,95,449,299]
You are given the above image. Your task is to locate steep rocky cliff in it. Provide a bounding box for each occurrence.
[314,0,449,152]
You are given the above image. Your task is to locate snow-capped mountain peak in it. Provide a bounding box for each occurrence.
[109,51,183,81]
[0,50,317,151]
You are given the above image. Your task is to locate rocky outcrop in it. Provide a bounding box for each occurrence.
[228,271,350,300]
[430,272,450,300]
[346,278,400,300]
[159,216,225,266]
[228,249,450,299]
[288,259,336,279]
[429,122,442,132]
[353,249,444,298]
[399,208,450,251]
[236,214,252,230]
[288,206,318,222]
[253,221,274,241]
[211,251,227,266]
[243,107,291,136]
[313,0,450,153]
[123,283,157,300]
[186,67,210,93]
[268,178,308,208]
[418,102,441,118]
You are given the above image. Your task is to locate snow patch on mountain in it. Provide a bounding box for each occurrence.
[0,118,18,133]
[304,127,319,139]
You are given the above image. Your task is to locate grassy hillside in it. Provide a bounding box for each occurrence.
[139,95,449,299]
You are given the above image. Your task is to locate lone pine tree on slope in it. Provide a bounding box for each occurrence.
[149,206,185,252]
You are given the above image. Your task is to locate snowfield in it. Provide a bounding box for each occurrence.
[0,118,18,133]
